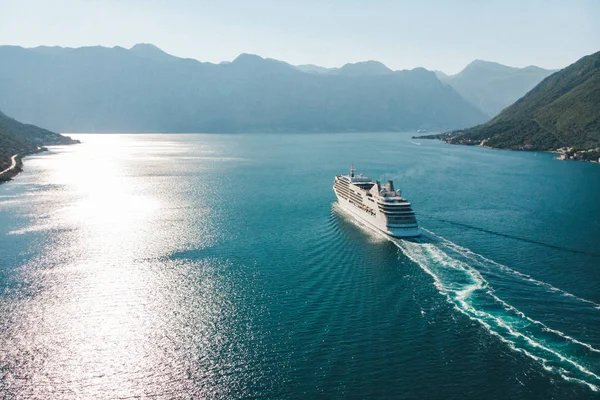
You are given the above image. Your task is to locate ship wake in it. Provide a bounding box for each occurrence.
[333,202,600,391]
[392,232,600,392]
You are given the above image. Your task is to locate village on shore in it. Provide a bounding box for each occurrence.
[555,147,600,163]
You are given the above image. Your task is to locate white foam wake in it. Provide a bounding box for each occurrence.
[333,203,600,390]
[393,237,600,392]
[421,229,600,356]
[422,228,600,311]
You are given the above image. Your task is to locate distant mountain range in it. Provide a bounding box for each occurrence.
[435,60,556,117]
[0,110,78,179]
[295,60,393,76]
[298,59,555,118]
[0,44,491,133]
[420,51,600,152]
[0,44,561,134]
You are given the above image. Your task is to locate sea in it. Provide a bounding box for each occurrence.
[1,133,599,399]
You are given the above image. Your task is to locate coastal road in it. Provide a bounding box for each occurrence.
[0,154,19,176]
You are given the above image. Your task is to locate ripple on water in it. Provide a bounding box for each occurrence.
[1,133,599,399]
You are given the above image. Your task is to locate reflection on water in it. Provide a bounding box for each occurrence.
[1,133,599,399]
[0,136,269,398]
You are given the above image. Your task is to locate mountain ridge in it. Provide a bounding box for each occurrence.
[0,44,488,133]
[419,50,600,157]
[437,60,556,117]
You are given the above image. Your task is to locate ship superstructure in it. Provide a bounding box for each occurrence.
[333,167,419,238]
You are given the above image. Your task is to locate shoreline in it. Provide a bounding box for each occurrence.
[415,136,600,164]
[0,147,47,184]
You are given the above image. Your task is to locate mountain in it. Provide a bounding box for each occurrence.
[295,61,393,76]
[0,45,487,133]
[432,70,449,79]
[0,110,78,177]
[433,51,600,151]
[437,60,556,117]
[129,43,172,60]
[337,61,393,76]
[295,64,336,74]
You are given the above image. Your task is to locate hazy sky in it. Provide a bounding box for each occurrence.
[1,0,599,74]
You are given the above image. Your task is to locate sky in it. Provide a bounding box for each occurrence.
[1,0,599,74]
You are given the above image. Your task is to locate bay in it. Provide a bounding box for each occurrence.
[1,133,599,399]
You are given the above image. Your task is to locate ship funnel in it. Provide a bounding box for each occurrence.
[387,180,395,191]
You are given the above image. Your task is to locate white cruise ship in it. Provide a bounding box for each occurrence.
[333,167,420,238]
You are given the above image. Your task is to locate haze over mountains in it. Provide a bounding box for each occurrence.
[295,61,394,76]
[0,44,487,133]
[426,51,600,152]
[297,59,556,119]
[435,61,556,117]
[0,43,554,134]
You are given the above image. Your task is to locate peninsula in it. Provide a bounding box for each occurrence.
[0,111,79,182]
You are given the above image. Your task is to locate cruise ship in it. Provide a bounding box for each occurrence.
[333,167,420,238]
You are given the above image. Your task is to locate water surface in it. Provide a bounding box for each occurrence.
[1,133,599,399]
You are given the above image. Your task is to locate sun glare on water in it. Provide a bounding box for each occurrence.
[0,135,246,398]
[50,135,160,235]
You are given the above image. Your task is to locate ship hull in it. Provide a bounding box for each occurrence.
[335,195,420,238]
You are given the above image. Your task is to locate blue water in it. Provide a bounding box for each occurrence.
[1,133,599,399]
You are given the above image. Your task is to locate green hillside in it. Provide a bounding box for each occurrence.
[0,111,78,177]
[441,51,600,151]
